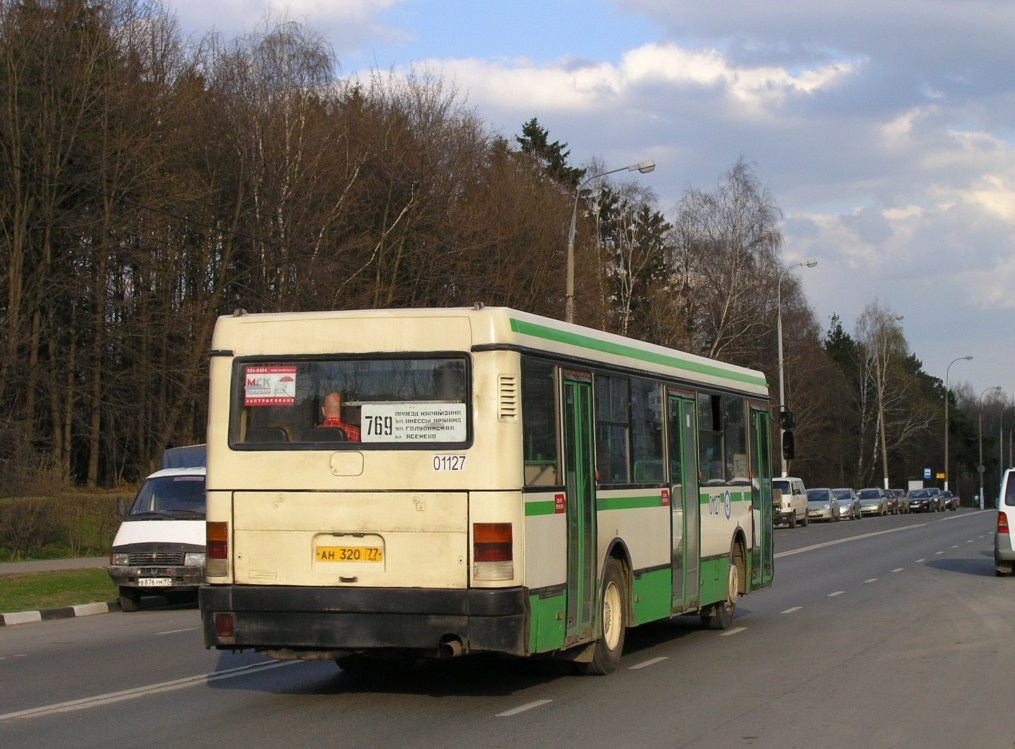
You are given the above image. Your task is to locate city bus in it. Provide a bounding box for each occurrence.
[200,305,774,674]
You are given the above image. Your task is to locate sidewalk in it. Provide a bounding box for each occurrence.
[0,557,119,626]
[0,556,107,575]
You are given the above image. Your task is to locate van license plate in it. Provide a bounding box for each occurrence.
[315,546,383,562]
[138,577,171,587]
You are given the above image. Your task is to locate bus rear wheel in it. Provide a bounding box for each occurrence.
[577,558,627,675]
[701,544,741,630]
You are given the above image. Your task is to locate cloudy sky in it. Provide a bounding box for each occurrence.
[170,0,1015,400]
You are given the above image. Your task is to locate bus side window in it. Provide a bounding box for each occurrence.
[521,358,559,487]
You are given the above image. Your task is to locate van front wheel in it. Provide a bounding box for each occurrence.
[118,586,140,612]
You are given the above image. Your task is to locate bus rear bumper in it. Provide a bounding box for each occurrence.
[199,584,529,659]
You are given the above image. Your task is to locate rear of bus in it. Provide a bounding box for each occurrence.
[199,308,527,662]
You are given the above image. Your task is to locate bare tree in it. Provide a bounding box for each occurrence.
[668,158,782,365]
[854,302,930,488]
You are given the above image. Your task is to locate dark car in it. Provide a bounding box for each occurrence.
[940,490,958,510]
[908,488,934,512]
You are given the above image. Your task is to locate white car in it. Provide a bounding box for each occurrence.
[995,469,1015,575]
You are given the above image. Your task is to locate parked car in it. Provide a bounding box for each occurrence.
[926,487,943,511]
[907,488,935,512]
[857,487,889,516]
[940,490,958,511]
[773,476,809,528]
[832,488,861,520]
[892,488,909,514]
[807,487,841,522]
[995,468,1015,575]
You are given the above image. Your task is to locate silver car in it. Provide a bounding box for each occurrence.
[857,487,889,516]
[807,487,841,522]
[832,488,861,520]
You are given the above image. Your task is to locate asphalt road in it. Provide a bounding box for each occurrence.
[1,509,1009,749]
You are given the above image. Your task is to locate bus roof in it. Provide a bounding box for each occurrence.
[211,306,769,397]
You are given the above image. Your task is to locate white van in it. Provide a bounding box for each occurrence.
[107,445,206,611]
[995,468,1015,576]
[772,476,809,528]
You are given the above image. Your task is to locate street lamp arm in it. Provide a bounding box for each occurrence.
[565,159,656,323]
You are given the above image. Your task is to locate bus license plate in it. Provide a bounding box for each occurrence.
[138,577,171,587]
[315,546,383,562]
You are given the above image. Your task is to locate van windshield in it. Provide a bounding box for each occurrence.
[128,475,206,519]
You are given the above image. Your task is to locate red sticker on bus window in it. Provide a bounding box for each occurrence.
[661,489,670,506]
[554,493,565,514]
[244,365,296,406]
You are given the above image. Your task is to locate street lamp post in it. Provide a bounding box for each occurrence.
[565,159,655,323]
[776,259,817,477]
[943,355,972,494]
[1001,407,1006,484]
[979,385,1002,509]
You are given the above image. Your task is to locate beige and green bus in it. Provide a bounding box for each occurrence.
[200,305,774,674]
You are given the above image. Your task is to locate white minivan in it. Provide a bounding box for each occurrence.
[107,445,206,611]
[995,468,1015,576]
[772,476,809,528]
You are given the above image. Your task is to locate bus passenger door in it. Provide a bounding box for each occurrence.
[752,407,775,588]
[563,374,597,644]
[668,393,700,612]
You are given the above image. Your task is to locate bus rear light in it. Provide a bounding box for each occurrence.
[206,521,229,577]
[207,521,228,558]
[999,513,1009,535]
[474,522,513,581]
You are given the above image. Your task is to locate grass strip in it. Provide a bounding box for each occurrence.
[0,569,117,613]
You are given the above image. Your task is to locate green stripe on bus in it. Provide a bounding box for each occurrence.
[525,500,558,516]
[597,495,663,511]
[509,317,767,389]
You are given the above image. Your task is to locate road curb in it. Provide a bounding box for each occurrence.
[0,600,121,626]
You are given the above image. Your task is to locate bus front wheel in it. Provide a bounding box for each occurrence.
[577,558,627,675]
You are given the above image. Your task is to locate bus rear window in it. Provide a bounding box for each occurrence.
[231,357,469,447]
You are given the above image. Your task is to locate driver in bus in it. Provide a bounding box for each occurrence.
[314,391,361,442]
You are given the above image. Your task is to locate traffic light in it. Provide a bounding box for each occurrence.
[782,431,795,461]
[779,409,795,430]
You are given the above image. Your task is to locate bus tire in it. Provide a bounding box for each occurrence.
[701,544,740,630]
[577,558,627,675]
